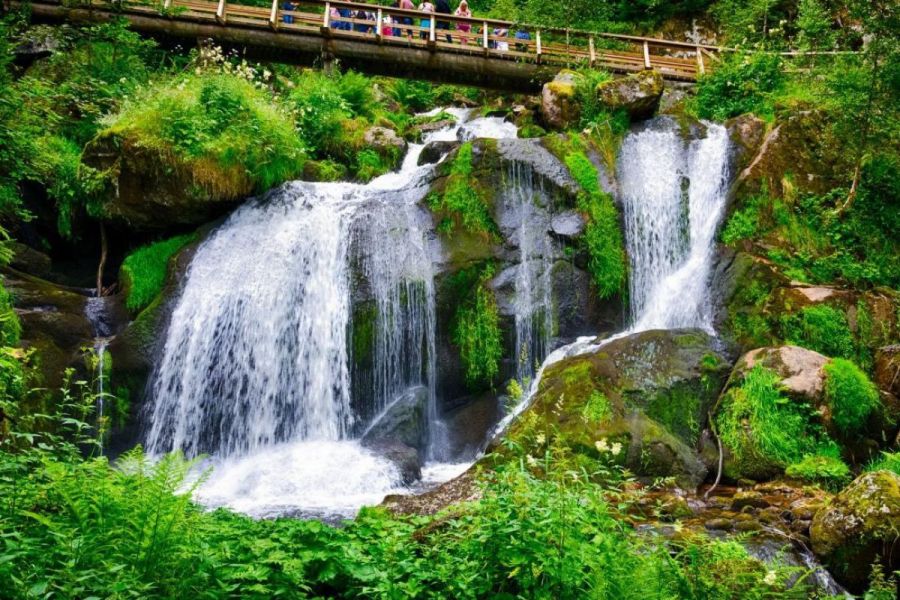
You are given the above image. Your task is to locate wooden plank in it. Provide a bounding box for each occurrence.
[216,0,226,23]
[269,0,278,28]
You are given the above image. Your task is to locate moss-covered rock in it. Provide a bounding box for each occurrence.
[498,329,731,488]
[83,132,246,231]
[810,470,900,592]
[540,70,583,131]
[595,70,664,121]
[734,109,848,201]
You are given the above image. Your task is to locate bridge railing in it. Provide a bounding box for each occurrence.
[49,0,721,80]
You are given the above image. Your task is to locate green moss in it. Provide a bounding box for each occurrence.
[350,303,377,365]
[717,365,830,478]
[581,390,612,424]
[645,386,701,445]
[823,358,881,435]
[430,143,498,237]
[785,447,851,491]
[781,304,855,360]
[564,151,627,299]
[451,263,502,390]
[354,149,388,182]
[120,233,197,312]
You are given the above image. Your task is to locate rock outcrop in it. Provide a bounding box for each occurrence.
[595,70,664,121]
[498,329,732,488]
[810,470,900,591]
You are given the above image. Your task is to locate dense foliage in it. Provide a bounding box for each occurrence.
[450,263,503,389]
[0,392,815,599]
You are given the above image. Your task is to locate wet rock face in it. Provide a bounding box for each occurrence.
[363,126,407,170]
[724,113,767,173]
[499,329,732,488]
[595,70,664,121]
[361,386,428,455]
[1,267,94,389]
[810,470,900,592]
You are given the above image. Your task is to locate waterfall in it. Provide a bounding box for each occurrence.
[504,160,554,383]
[619,120,730,333]
[143,111,520,518]
[495,118,732,436]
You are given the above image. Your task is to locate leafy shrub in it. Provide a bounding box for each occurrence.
[823,358,881,435]
[120,233,197,312]
[566,151,627,298]
[780,304,855,360]
[452,264,502,390]
[388,79,435,112]
[865,451,900,476]
[690,53,784,121]
[785,447,852,490]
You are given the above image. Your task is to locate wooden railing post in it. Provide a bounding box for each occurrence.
[322,1,331,32]
[643,40,651,69]
[535,29,542,63]
[216,0,226,23]
[429,15,436,45]
[269,0,279,29]
[696,45,705,75]
[163,0,172,10]
[376,7,382,41]
[589,36,595,67]
[482,21,488,50]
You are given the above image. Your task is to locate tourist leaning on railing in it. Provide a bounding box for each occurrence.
[454,0,471,44]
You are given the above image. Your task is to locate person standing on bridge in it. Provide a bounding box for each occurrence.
[420,1,435,40]
[455,0,472,45]
[435,0,452,43]
[399,0,417,39]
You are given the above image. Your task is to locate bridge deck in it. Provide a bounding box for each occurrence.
[20,0,720,90]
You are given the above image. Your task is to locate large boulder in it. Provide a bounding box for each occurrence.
[740,346,829,401]
[497,329,732,488]
[725,113,767,173]
[810,470,900,592]
[595,70,664,121]
[83,133,246,231]
[540,70,583,131]
[361,386,428,454]
[875,345,900,397]
[362,126,407,171]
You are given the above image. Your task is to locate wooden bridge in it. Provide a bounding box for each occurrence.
[21,0,721,90]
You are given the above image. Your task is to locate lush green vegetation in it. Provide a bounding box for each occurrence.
[822,358,881,436]
[780,305,856,361]
[0,390,817,599]
[865,452,900,476]
[450,263,503,390]
[104,73,305,198]
[717,366,834,476]
[429,143,498,237]
[559,146,626,299]
[120,233,198,312]
[785,448,852,491]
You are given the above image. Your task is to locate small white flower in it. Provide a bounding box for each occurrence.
[535,433,546,446]
[763,570,777,586]
[526,454,537,467]
[595,438,609,453]
[610,442,622,456]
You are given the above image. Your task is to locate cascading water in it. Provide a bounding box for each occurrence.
[620,120,731,333]
[503,160,554,383]
[144,110,519,518]
[496,117,732,434]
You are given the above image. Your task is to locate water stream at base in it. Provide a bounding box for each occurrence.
[145,110,519,519]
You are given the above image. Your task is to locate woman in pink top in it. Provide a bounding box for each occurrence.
[454,0,471,44]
